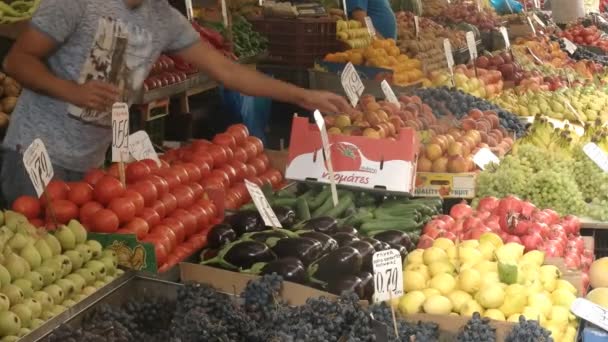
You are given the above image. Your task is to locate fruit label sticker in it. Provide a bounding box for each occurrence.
[583,142,608,172]
[533,14,546,28]
[499,26,510,49]
[414,16,420,38]
[23,138,54,197]
[314,110,339,206]
[364,17,376,38]
[128,130,160,166]
[341,62,364,107]
[473,148,500,170]
[111,103,130,162]
[571,298,608,331]
[372,249,403,302]
[526,16,537,36]
[466,31,478,60]
[563,38,577,54]
[221,0,228,27]
[381,80,399,105]
[244,179,283,228]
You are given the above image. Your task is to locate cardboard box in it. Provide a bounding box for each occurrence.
[414,172,477,199]
[265,148,289,175]
[406,313,515,340]
[285,116,419,194]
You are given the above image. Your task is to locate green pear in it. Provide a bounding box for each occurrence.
[17,327,30,337]
[15,222,36,237]
[42,285,63,305]
[7,234,29,252]
[34,266,57,286]
[67,220,87,244]
[31,291,53,310]
[40,258,61,274]
[54,279,74,298]
[1,336,19,342]
[19,244,41,269]
[86,240,103,259]
[64,274,85,294]
[40,310,55,320]
[93,281,105,288]
[0,311,21,336]
[99,257,117,276]
[54,255,72,278]
[0,227,14,245]
[50,305,66,316]
[54,226,76,252]
[75,269,96,285]
[21,299,41,319]
[82,286,96,296]
[101,249,117,259]
[9,304,31,327]
[4,211,27,232]
[103,275,115,284]
[3,255,26,283]
[0,294,10,312]
[42,234,61,256]
[24,272,43,291]
[70,294,87,302]
[29,318,44,330]
[115,269,125,277]
[84,260,106,280]
[74,244,92,263]
[0,266,11,287]
[63,250,83,270]
[62,299,76,308]
[11,279,32,298]
[1,285,23,305]
[33,240,53,261]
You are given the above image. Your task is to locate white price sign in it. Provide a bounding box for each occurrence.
[563,38,577,54]
[221,0,228,27]
[244,179,283,227]
[565,100,583,122]
[571,298,608,332]
[111,102,130,162]
[128,130,160,165]
[499,26,510,49]
[23,139,54,198]
[443,38,454,69]
[313,110,339,206]
[466,31,478,60]
[414,16,420,38]
[341,62,364,107]
[364,17,376,38]
[372,249,404,302]
[381,80,399,105]
[584,143,608,172]
[527,16,537,36]
[533,14,546,28]
[473,148,500,170]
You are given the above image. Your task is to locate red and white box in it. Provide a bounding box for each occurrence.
[285,116,419,194]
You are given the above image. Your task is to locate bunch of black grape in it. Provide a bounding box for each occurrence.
[44,319,133,342]
[558,38,608,65]
[505,316,553,342]
[370,302,439,342]
[456,312,496,342]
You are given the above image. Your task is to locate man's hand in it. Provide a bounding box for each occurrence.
[296,89,351,114]
[69,80,121,112]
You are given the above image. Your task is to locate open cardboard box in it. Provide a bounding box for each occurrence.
[414,172,477,199]
[406,313,514,340]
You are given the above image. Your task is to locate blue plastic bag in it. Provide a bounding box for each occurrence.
[220,86,271,145]
[490,0,523,14]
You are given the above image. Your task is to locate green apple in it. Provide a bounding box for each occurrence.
[4,253,27,279]
[31,291,53,310]
[86,240,103,259]
[40,310,55,320]
[7,234,29,252]
[115,269,124,277]
[1,285,23,305]
[75,269,96,285]
[50,305,66,316]
[17,327,30,337]
[84,260,106,280]
[29,318,44,330]
[35,266,57,286]
[21,299,41,319]
[82,286,96,296]
[0,265,11,287]
[1,336,19,342]
[62,299,76,308]
[42,285,64,305]
[101,249,117,259]
[42,234,61,256]
[75,244,92,263]
[54,279,75,298]
[0,311,20,336]
[63,250,83,270]
[33,239,53,261]
[71,294,87,302]
[53,255,72,278]
[103,275,115,284]
[64,274,85,294]
[0,294,9,312]
[4,211,27,232]
[11,279,32,298]
[19,244,41,269]
[54,226,75,251]
[67,220,87,245]
[93,281,105,288]
[9,304,31,327]
[24,272,43,291]
[99,256,117,276]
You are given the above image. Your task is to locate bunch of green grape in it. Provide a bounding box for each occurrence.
[524,169,589,216]
[572,149,608,203]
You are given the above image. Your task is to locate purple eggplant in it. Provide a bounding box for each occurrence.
[272,206,296,228]
[301,216,338,235]
[298,231,338,255]
[241,229,295,245]
[270,237,323,266]
[328,275,363,298]
[389,243,408,260]
[207,223,236,249]
[202,240,276,269]
[371,230,410,247]
[379,241,392,251]
[357,271,374,301]
[348,240,375,271]
[308,246,362,283]
[361,237,384,251]
[332,232,360,247]
[334,225,358,235]
[260,258,307,284]
[229,210,265,236]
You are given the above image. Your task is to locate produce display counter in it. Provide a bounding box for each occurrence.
[133,73,218,105]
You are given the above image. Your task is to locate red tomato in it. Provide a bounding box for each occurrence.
[245,164,257,178]
[210,169,231,188]
[124,217,150,240]
[141,159,160,171]
[212,133,236,148]
[172,185,195,209]
[257,153,270,167]
[190,152,214,170]
[200,176,226,193]
[223,145,234,162]
[171,165,191,184]
[197,161,211,178]
[67,182,94,206]
[258,173,271,188]
[181,163,202,182]
[47,199,78,224]
[189,232,208,249]
[162,172,181,190]
[191,139,212,152]
[79,201,103,226]
[123,190,145,215]
[151,200,167,218]
[139,207,161,228]
[208,145,228,166]
[161,218,186,244]
[245,176,263,187]
[131,180,158,206]
[108,197,136,224]
[144,175,170,195]
[171,209,198,237]
[219,164,238,184]
[189,183,205,200]
[245,136,264,155]
[231,182,250,203]
[232,146,248,163]
[126,162,151,184]
[197,199,217,218]
[43,180,70,204]
[94,176,125,205]
[29,218,44,228]
[107,163,120,179]
[12,196,41,219]
[117,227,137,236]
[263,169,283,188]
[152,242,168,266]
[83,169,106,186]
[227,124,249,144]
[224,193,240,210]
[249,157,267,175]
[165,254,181,268]
[92,209,120,233]
[158,193,177,213]
[228,160,247,182]
[149,226,177,252]
[243,142,257,162]
[188,204,210,229]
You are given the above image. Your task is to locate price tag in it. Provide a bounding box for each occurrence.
[221,0,228,27]
[565,100,583,122]
[244,179,283,227]
[526,47,542,64]
[111,103,130,162]
[364,17,376,38]
[499,26,510,49]
[381,80,399,105]
[583,142,608,172]
[185,0,194,20]
[473,148,500,170]
[128,130,160,166]
[372,249,404,303]
[598,14,608,25]
[466,31,478,60]
[563,38,577,54]
[342,0,348,19]
[414,16,420,38]
[571,298,608,332]
[23,139,54,198]
[533,14,546,28]
[341,62,364,107]
[526,16,537,36]
[533,0,540,9]
[443,39,455,87]
[313,110,339,206]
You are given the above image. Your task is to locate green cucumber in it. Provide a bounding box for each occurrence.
[308,189,331,210]
[360,219,421,234]
[374,209,421,221]
[271,198,298,207]
[325,193,355,218]
[295,197,311,221]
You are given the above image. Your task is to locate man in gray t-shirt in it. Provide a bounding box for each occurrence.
[0,0,348,205]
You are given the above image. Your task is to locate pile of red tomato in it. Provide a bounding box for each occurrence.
[11,124,283,272]
[560,25,608,51]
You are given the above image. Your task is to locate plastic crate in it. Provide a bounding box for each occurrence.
[250,17,339,67]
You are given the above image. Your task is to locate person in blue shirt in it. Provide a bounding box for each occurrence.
[347,0,397,39]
